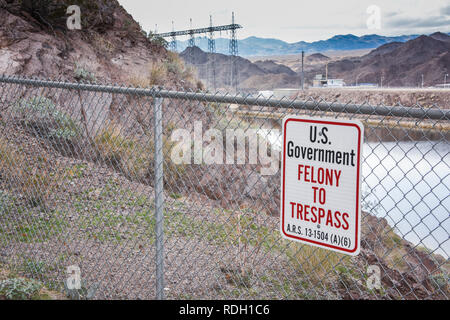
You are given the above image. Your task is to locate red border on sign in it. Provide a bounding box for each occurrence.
[281,118,361,253]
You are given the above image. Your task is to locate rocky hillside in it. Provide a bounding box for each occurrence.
[0,0,198,90]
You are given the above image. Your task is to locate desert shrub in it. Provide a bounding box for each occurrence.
[429,273,449,293]
[128,52,198,88]
[128,75,152,88]
[130,62,169,87]
[0,278,43,300]
[287,242,350,283]
[13,96,80,140]
[94,122,186,185]
[94,123,150,179]
[12,96,81,156]
[164,51,195,81]
[149,63,168,86]
[148,31,168,48]
[74,63,97,82]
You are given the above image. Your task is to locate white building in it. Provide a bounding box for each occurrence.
[326,79,345,87]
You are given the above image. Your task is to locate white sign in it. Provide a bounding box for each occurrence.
[280,116,363,255]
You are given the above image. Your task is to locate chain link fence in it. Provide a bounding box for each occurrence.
[0,76,448,300]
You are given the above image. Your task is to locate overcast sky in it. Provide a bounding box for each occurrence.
[118,0,450,43]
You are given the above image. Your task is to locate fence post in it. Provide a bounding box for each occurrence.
[153,96,165,300]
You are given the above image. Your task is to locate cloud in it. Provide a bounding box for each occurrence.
[386,15,450,28]
[441,4,450,15]
[118,0,450,43]
[384,11,399,18]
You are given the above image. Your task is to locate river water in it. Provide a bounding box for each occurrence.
[363,141,449,259]
[258,129,449,258]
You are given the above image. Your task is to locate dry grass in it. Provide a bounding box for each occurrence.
[149,64,168,86]
[287,242,351,283]
[0,138,63,207]
[94,121,186,185]
[94,122,150,180]
[128,51,198,88]
[91,34,115,55]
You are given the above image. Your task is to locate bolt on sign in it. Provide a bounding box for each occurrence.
[280,116,364,255]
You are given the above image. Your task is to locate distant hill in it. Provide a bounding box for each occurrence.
[174,33,432,56]
[306,53,331,63]
[322,33,450,87]
[180,46,298,89]
[252,60,297,76]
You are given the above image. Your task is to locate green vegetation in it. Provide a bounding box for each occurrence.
[74,63,97,83]
[13,96,80,141]
[0,209,67,243]
[0,278,44,300]
[148,31,168,48]
[0,264,64,300]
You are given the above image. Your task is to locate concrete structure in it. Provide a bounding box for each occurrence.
[313,74,327,87]
[313,75,345,88]
[273,88,301,99]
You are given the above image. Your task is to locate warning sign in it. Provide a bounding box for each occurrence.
[280,116,363,255]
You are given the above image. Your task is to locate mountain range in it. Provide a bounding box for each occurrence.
[324,32,450,88]
[180,32,450,90]
[174,33,450,56]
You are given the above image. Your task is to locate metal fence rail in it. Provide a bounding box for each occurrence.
[0,76,448,300]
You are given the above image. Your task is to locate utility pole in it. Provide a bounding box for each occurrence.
[301,51,304,90]
[421,74,424,88]
[445,73,448,88]
[356,73,362,87]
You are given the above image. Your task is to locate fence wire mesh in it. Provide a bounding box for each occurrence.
[0,76,448,300]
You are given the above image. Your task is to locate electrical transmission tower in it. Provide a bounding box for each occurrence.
[169,21,177,52]
[154,14,242,91]
[208,15,216,90]
[188,18,195,48]
[229,12,238,91]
